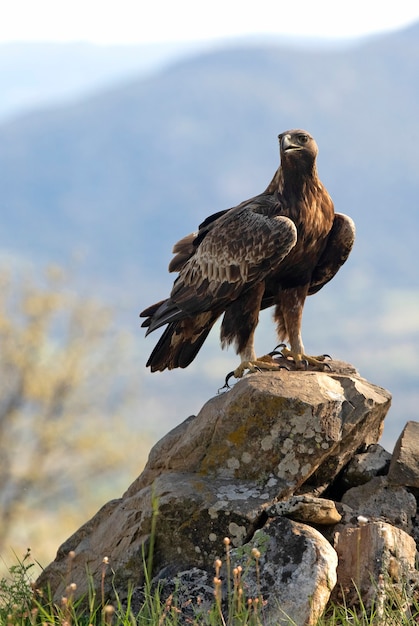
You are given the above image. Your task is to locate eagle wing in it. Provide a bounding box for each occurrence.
[308,213,355,295]
[145,199,297,334]
[168,207,239,273]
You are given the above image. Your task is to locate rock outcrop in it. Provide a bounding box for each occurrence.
[37,360,419,625]
[333,520,417,608]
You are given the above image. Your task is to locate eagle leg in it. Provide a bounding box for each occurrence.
[274,288,333,371]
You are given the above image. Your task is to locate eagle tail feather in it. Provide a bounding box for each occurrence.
[146,314,219,371]
[140,299,186,336]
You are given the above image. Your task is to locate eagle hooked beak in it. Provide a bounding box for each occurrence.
[280,134,299,152]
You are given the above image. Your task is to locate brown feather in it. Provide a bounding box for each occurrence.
[168,233,197,273]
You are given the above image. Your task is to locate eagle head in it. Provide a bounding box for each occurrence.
[278,129,318,165]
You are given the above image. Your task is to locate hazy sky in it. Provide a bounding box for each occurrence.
[2,0,419,44]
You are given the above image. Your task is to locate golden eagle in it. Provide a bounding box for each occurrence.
[140,129,355,379]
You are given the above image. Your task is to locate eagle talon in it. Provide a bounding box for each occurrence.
[268,350,288,359]
[267,354,290,369]
[269,344,290,362]
[272,343,287,352]
[311,353,332,362]
[219,370,236,391]
[219,354,289,391]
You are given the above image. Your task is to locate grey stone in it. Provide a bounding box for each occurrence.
[388,421,419,488]
[341,443,392,489]
[229,518,338,626]
[341,476,416,532]
[267,495,342,524]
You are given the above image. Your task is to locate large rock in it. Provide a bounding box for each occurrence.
[388,421,419,488]
[149,517,337,626]
[243,519,338,626]
[332,519,418,607]
[36,363,391,617]
[132,361,389,498]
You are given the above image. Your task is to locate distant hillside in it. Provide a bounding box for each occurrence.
[0,24,418,449]
[0,35,382,123]
[0,41,210,121]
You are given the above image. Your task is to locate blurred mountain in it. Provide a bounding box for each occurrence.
[0,41,213,121]
[0,24,418,449]
[0,35,371,122]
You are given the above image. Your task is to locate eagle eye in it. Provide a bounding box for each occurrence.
[298,134,309,144]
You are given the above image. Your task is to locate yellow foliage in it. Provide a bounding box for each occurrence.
[0,266,150,570]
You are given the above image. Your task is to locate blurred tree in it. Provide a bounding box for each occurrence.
[0,265,148,564]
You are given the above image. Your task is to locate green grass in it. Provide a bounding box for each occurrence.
[1,547,419,625]
[0,547,265,625]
